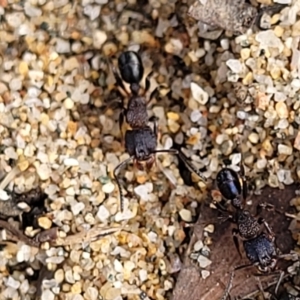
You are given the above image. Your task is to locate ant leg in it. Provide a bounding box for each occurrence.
[144,72,160,105]
[239,162,248,207]
[112,65,130,97]
[113,156,134,212]
[148,115,159,137]
[275,270,285,295]
[176,150,207,182]
[232,228,243,258]
[253,269,284,294]
[215,201,229,213]
[257,217,275,236]
[221,263,254,300]
[102,95,123,113]
[218,215,229,224]
[234,262,254,271]
[146,155,156,171]
[154,149,207,182]
[220,271,234,300]
[148,87,159,105]
[278,251,299,260]
[144,71,153,95]
[257,202,283,215]
[119,109,127,142]
[254,276,265,299]
[218,211,234,224]
[255,203,263,217]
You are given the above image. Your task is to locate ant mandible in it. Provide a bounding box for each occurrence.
[112,51,206,212]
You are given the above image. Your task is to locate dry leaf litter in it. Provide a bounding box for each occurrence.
[0,0,300,299]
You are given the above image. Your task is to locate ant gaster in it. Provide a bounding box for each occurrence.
[216,163,283,300]
[112,51,206,212]
[216,163,247,210]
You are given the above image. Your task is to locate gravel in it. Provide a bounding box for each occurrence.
[0,0,299,299]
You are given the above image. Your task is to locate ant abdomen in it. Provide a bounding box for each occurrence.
[118,51,144,85]
[216,168,241,201]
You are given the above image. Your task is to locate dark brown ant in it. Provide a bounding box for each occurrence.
[112,51,206,212]
[217,163,289,299]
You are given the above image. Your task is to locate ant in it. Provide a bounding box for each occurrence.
[111,51,206,212]
[216,163,286,299]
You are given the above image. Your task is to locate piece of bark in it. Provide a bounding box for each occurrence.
[187,0,257,35]
[172,185,296,300]
[35,264,54,300]
[54,224,123,246]
[0,219,58,248]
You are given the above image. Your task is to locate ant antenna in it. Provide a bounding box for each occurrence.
[275,270,284,295]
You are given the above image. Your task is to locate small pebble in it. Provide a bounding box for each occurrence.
[97,205,110,222]
[278,144,293,155]
[204,224,214,233]
[256,30,284,52]
[0,190,9,201]
[41,289,55,300]
[190,82,209,105]
[56,38,71,53]
[93,30,107,49]
[6,277,20,289]
[64,158,79,166]
[139,269,148,282]
[102,182,115,194]
[275,101,289,118]
[179,209,192,222]
[63,98,74,109]
[38,216,52,229]
[193,240,204,251]
[294,131,300,150]
[226,59,243,73]
[71,202,85,216]
[248,132,259,144]
[36,164,51,180]
[201,270,210,279]
[197,255,212,268]
[54,269,65,284]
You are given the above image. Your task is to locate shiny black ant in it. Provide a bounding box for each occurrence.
[216,163,289,299]
[112,51,206,212]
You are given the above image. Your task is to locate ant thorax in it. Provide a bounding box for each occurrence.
[126,95,148,129]
[236,210,261,239]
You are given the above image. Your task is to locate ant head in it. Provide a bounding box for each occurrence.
[118,51,144,85]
